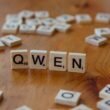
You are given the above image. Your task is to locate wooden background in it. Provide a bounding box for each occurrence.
[0,0,110,110]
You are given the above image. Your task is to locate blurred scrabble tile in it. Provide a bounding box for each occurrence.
[49,51,67,71]
[36,25,55,36]
[95,28,110,38]
[19,10,34,19]
[71,104,93,110]
[30,50,47,69]
[6,14,21,21]
[11,50,28,69]
[75,14,92,24]
[19,24,36,34]
[55,23,71,32]
[0,40,5,50]
[56,14,75,23]
[1,35,22,47]
[55,89,81,106]
[2,23,18,34]
[85,34,107,46]
[26,18,42,27]
[15,105,32,110]
[42,18,57,26]
[97,99,110,110]
[99,84,110,99]
[68,53,86,73]
[95,13,110,23]
[0,90,3,101]
[35,11,49,19]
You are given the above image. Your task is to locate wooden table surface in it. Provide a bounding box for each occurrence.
[0,0,110,110]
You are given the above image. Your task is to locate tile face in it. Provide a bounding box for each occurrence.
[95,28,110,38]
[75,14,92,24]
[0,90,3,101]
[97,99,110,110]
[15,105,32,110]
[1,35,22,47]
[55,23,71,32]
[36,25,55,36]
[71,104,93,110]
[35,11,49,19]
[49,51,67,71]
[0,40,5,50]
[68,53,86,73]
[85,34,107,46]
[95,13,110,23]
[56,14,75,23]
[55,90,81,106]
[19,10,34,19]
[2,23,18,34]
[19,24,36,34]
[11,50,28,69]
[99,84,110,99]
[30,50,47,69]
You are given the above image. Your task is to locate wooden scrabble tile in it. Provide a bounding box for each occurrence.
[71,104,93,110]
[15,105,32,110]
[85,34,107,46]
[55,23,71,32]
[0,40,5,50]
[10,50,28,69]
[49,51,67,71]
[68,53,86,73]
[0,90,3,101]
[97,99,110,110]
[1,35,22,47]
[95,13,110,23]
[30,50,47,69]
[26,18,42,27]
[95,28,110,38]
[42,18,57,26]
[36,25,55,36]
[55,90,81,106]
[75,14,92,24]
[19,10,34,19]
[19,24,36,34]
[56,14,75,23]
[35,11,49,19]
[2,23,18,34]
[99,84,110,99]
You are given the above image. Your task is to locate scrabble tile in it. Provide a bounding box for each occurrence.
[99,84,110,99]
[55,23,71,32]
[36,25,55,36]
[19,10,34,19]
[15,105,32,110]
[26,18,42,27]
[49,51,67,71]
[55,89,81,106]
[30,50,47,69]
[97,99,110,110]
[6,14,21,21]
[0,40,5,50]
[1,35,22,47]
[10,50,28,69]
[42,18,57,26]
[19,24,36,34]
[68,53,86,73]
[0,90,3,101]
[71,104,93,110]
[2,23,18,34]
[85,34,107,46]
[56,14,75,23]
[95,28,110,38]
[35,11,49,19]
[95,13,110,23]
[75,14,92,24]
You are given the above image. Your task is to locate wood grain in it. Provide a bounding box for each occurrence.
[0,0,110,110]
